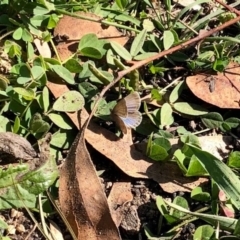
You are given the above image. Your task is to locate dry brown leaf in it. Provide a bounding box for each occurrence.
[53,12,129,60]
[48,82,207,193]
[108,182,133,227]
[59,122,121,239]
[186,62,240,108]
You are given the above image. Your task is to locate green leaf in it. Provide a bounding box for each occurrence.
[191,187,211,202]
[151,89,162,101]
[147,144,168,161]
[221,122,231,132]
[127,69,140,90]
[163,30,174,50]
[227,151,240,168]
[174,149,188,174]
[169,51,189,62]
[160,103,174,126]
[186,155,208,176]
[173,102,208,116]
[201,112,223,128]
[88,63,113,84]
[31,66,45,81]
[17,64,31,84]
[234,219,240,236]
[13,87,35,101]
[224,117,240,128]
[133,52,158,61]
[154,130,174,139]
[169,80,186,103]
[181,133,201,147]
[153,137,171,151]
[80,47,102,59]
[27,42,34,60]
[110,41,132,61]
[130,29,147,57]
[33,5,51,15]
[177,126,191,135]
[51,130,75,149]
[78,82,98,100]
[193,225,214,240]
[50,65,75,85]
[22,28,33,42]
[78,33,98,50]
[93,99,115,121]
[106,48,115,66]
[42,86,50,112]
[64,59,83,73]
[4,40,22,58]
[13,27,23,40]
[156,196,179,224]
[47,14,58,29]
[29,113,50,134]
[213,58,229,72]
[13,115,20,134]
[116,0,129,10]
[48,113,73,130]
[142,19,155,32]
[53,90,85,112]
[188,144,240,209]
[170,196,188,219]
[115,14,141,26]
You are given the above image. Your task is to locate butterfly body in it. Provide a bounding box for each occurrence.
[111,92,142,134]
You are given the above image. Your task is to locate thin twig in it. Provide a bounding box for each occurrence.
[214,0,240,15]
[24,223,37,240]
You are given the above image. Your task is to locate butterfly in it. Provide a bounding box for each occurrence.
[111,91,142,134]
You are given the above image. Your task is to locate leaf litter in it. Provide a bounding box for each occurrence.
[38,6,240,239]
[48,81,207,194]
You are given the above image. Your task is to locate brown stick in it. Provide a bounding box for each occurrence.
[86,3,240,128]
[214,0,240,15]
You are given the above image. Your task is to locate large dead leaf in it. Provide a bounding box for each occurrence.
[53,12,129,61]
[59,122,121,239]
[186,62,240,108]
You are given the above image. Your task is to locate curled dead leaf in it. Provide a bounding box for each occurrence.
[59,122,121,239]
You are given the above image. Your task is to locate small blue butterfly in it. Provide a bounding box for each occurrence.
[111,92,142,134]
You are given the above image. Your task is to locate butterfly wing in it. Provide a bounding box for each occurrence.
[111,114,127,134]
[111,91,142,134]
[112,98,127,117]
[120,111,142,129]
[124,91,141,113]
